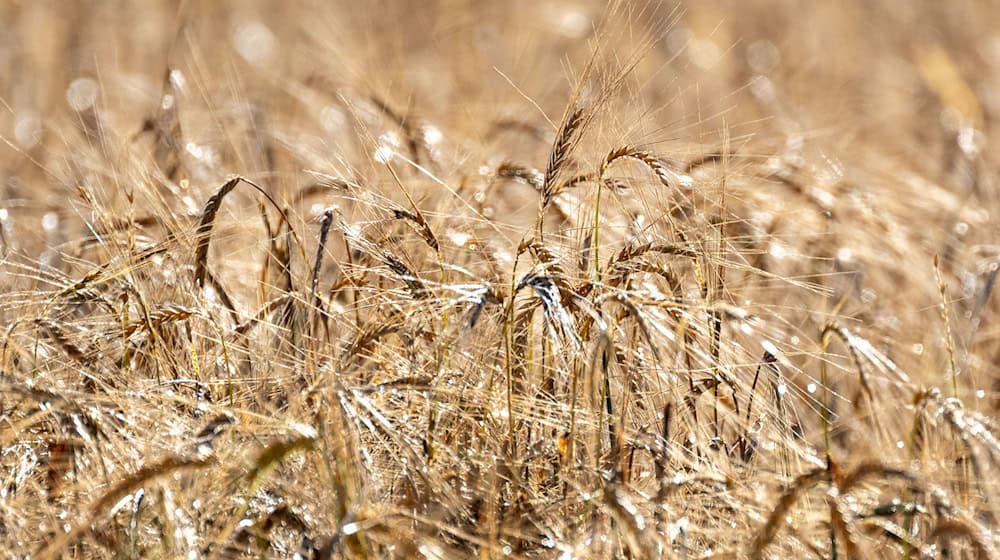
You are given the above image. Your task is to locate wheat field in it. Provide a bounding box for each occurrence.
[1,1,999,558]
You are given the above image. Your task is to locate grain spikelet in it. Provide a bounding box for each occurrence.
[542,105,586,206]
[194,177,241,288]
[392,207,439,251]
[123,304,196,337]
[515,272,580,348]
[497,162,544,192]
[600,145,686,190]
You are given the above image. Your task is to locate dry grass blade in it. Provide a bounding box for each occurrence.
[204,268,241,325]
[0,214,7,257]
[486,117,546,141]
[829,495,862,559]
[467,286,501,329]
[743,350,779,453]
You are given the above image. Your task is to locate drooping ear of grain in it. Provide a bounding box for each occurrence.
[497,162,544,192]
[36,319,86,365]
[312,209,335,299]
[750,467,830,560]
[929,518,996,560]
[600,146,682,190]
[35,455,213,560]
[194,177,241,288]
[392,207,438,251]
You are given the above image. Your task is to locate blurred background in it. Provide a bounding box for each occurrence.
[3,0,998,184]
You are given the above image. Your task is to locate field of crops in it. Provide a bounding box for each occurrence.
[1,1,999,558]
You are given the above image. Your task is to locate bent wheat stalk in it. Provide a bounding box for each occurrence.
[193,176,306,290]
